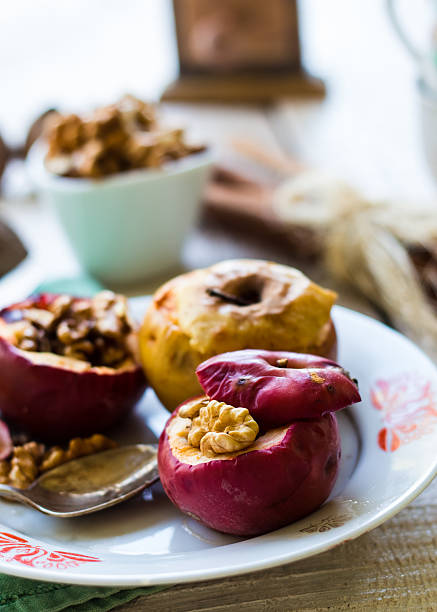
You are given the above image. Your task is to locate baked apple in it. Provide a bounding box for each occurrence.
[159,400,341,537]
[197,349,360,430]
[158,350,361,536]
[0,292,146,441]
[140,259,337,411]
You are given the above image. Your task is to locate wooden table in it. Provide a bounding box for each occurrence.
[123,482,437,611]
[1,2,436,609]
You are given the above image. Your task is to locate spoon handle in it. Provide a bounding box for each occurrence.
[0,483,31,504]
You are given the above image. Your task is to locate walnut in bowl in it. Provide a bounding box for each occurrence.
[44,96,205,179]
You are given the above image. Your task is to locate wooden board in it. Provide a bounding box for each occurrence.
[163,0,324,103]
[172,0,301,73]
[161,72,325,104]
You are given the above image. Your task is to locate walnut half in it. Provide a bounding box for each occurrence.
[179,398,259,458]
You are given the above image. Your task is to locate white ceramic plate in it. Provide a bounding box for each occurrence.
[0,300,436,587]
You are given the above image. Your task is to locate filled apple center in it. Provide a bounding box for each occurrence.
[2,291,135,368]
[168,396,289,464]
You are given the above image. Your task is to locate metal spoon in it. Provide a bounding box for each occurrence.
[0,444,159,517]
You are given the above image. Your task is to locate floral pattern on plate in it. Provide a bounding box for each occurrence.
[371,374,437,451]
[0,532,100,570]
[299,513,353,533]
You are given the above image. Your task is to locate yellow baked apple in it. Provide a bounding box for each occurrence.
[140,259,337,411]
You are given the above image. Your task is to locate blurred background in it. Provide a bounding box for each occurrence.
[1,0,437,356]
[0,0,433,192]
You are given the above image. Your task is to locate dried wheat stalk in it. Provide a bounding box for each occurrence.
[273,171,437,358]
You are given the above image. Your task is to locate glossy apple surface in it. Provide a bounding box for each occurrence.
[158,403,340,536]
[197,349,360,430]
[0,419,12,460]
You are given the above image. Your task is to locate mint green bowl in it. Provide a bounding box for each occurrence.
[28,145,212,285]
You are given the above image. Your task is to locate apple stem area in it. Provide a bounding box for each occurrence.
[206,288,254,307]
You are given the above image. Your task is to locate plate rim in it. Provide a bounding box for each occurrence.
[0,304,436,586]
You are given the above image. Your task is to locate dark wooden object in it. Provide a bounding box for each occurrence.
[0,221,27,280]
[162,0,325,103]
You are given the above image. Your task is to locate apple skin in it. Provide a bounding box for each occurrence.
[0,419,12,460]
[158,405,340,536]
[196,349,360,431]
[3,293,57,311]
[0,337,146,442]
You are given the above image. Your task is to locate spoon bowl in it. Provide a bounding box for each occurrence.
[0,444,158,517]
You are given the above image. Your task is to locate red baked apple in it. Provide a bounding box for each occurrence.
[0,292,146,441]
[158,397,341,536]
[158,350,361,536]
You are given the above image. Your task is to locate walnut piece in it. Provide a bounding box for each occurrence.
[179,398,259,458]
[40,434,116,472]
[0,434,116,489]
[10,291,135,368]
[0,460,10,484]
[47,113,84,156]
[8,442,45,489]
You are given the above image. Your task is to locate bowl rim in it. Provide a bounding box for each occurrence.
[27,141,214,193]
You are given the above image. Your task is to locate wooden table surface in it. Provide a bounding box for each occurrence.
[1,2,436,610]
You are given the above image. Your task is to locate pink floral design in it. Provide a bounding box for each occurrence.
[0,532,101,569]
[371,374,437,451]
